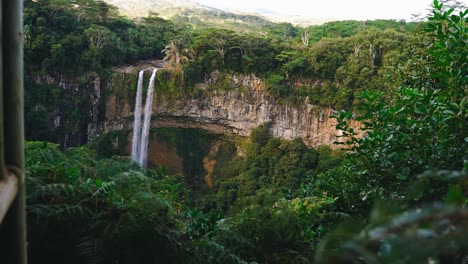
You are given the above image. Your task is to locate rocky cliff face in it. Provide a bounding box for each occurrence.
[30,72,102,148]
[30,61,356,148]
[103,69,354,148]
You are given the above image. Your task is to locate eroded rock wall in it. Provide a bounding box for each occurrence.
[103,70,353,148]
[30,72,102,147]
[31,63,356,148]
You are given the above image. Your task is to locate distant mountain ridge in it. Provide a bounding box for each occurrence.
[103,0,274,31]
[103,0,212,18]
[234,7,333,26]
[103,0,331,28]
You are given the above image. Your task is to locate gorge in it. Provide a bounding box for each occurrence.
[22,0,467,262]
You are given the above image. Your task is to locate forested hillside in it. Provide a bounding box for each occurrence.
[25,0,420,108]
[24,0,467,263]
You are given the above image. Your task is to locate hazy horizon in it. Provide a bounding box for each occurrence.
[193,0,432,20]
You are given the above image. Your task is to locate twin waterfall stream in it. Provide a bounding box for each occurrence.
[131,68,157,166]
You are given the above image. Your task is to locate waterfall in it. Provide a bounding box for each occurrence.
[131,70,145,162]
[138,68,157,166]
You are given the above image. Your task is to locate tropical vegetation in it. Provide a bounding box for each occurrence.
[24,0,467,263]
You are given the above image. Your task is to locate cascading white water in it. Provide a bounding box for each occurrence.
[131,70,145,162]
[138,68,157,166]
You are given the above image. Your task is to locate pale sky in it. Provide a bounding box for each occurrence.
[193,0,434,20]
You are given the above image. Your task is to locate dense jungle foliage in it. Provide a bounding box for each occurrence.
[24,0,467,263]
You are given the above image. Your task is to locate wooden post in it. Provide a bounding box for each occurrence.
[0,0,27,263]
[0,0,4,179]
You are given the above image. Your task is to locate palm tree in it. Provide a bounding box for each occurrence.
[161,41,194,74]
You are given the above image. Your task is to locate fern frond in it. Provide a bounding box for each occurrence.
[77,237,104,264]
[28,203,93,218]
